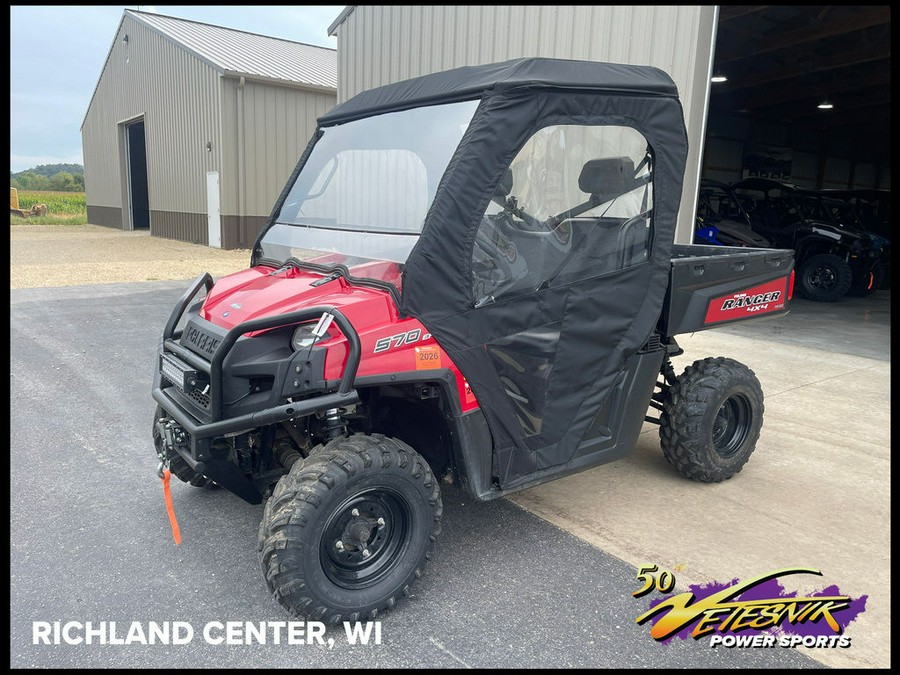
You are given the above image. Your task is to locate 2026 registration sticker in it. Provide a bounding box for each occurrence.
[415,345,442,369]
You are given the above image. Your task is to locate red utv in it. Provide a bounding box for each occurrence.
[152,58,794,622]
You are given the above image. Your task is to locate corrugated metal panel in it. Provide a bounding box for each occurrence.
[129,10,336,90]
[337,6,706,104]
[85,205,123,230]
[331,5,717,244]
[82,13,223,225]
[791,152,819,187]
[702,138,744,184]
[220,78,335,217]
[853,163,876,190]
[823,157,852,189]
[151,210,208,245]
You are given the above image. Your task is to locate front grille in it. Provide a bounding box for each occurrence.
[188,388,211,410]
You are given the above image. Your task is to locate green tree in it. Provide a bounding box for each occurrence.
[13,172,51,191]
[49,172,77,191]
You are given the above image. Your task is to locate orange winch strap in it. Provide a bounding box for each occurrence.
[161,469,182,545]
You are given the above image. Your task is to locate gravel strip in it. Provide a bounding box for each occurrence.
[10,223,252,289]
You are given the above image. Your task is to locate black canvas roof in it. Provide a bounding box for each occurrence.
[319,57,680,125]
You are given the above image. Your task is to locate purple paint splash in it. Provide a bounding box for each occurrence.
[643,574,868,644]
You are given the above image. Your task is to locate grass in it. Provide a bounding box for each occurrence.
[10,190,88,225]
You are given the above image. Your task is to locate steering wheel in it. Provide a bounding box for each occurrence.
[472,217,520,305]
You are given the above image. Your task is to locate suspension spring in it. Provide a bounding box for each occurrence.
[322,407,346,440]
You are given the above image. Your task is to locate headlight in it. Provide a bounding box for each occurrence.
[291,323,319,350]
[291,312,336,351]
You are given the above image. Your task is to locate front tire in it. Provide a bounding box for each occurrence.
[258,433,442,622]
[797,253,852,302]
[659,357,764,482]
[847,261,885,297]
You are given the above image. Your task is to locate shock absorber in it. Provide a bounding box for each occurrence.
[322,407,346,440]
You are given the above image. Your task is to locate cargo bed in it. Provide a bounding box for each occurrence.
[660,244,794,337]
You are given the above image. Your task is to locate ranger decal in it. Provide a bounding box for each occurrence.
[705,278,788,324]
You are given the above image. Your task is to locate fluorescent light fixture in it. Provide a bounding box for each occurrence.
[817,101,834,110]
[711,73,728,83]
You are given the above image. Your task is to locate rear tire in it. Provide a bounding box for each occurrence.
[258,433,442,622]
[660,357,764,482]
[797,253,852,302]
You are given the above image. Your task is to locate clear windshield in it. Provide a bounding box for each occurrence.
[257,100,480,289]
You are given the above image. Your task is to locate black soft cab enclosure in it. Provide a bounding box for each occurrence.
[153,57,796,623]
[307,58,792,490]
[318,58,691,488]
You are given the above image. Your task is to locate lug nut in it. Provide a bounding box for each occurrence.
[362,549,370,558]
[351,508,360,517]
[335,540,344,551]
[377,517,385,527]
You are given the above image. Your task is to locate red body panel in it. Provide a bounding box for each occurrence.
[200,266,480,413]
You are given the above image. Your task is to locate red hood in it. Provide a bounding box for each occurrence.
[200,266,400,332]
[196,264,480,414]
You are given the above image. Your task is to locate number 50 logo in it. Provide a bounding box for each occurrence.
[633,564,676,598]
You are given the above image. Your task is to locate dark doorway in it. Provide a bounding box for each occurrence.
[126,120,150,230]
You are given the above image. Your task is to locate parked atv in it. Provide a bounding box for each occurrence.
[695,179,772,247]
[152,58,794,622]
[731,177,878,302]
[819,191,890,293]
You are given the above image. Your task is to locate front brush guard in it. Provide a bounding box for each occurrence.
[151,273,362,503]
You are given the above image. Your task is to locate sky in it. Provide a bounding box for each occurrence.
[9,5,345,173]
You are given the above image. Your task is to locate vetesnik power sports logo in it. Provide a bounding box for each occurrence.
[633,565,867,649]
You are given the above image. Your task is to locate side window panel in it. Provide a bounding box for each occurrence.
[471,125,653,307]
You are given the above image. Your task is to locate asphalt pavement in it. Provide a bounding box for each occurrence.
[10,281,823,668]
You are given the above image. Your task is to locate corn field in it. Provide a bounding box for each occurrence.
[11,190,88,224]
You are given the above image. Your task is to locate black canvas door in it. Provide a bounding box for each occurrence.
[449,123,660,485]
[401,89,687,489]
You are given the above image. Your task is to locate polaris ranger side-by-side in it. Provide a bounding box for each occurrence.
[152,58,794,622]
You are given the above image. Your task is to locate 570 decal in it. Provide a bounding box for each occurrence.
[373,328,432,353]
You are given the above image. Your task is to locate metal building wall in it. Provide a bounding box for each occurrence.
[81,13,222,243]
[331,5,718,244]
[219,78,336,249]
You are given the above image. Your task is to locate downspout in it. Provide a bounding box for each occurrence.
[237,75,246,245]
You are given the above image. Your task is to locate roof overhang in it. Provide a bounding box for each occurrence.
[327,6,355,36]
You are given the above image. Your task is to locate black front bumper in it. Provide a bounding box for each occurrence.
[152,273,362,502]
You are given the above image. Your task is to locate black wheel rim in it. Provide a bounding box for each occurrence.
[712,394,752,458]
[320,488,411,590]
[807,265,837,290]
